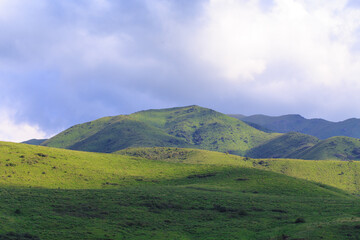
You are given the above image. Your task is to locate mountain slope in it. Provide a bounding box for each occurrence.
[232,114,360,139]
[42,105,278,154]
[42,115,191,153]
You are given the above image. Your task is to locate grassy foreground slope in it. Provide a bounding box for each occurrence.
[1,142,360,239]
[42,105,278,155]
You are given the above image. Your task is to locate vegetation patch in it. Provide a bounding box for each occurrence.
[0,232,40,240]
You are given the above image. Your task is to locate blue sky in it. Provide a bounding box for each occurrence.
[1,0,360,141]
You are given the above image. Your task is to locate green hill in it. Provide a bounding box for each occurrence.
[246,132,320,158]
[42,105,278,155]
[232,114,360,139]
[2,142,360,239]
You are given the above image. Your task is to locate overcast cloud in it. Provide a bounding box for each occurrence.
[1,0,360,141]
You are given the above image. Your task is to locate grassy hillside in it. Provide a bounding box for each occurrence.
[118,147,360,193]
[2,142,360,239]
[43,105,278,155]
[233,114,360,139]
[246,132,320,158]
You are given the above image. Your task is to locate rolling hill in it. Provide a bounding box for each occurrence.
[246,132,320,159]
[231,113,360,139]
[291,136,360,160]
[42,105,278,155]
[2,142,360,239]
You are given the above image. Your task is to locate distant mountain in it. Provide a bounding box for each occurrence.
[42,105,278,154]
[22,139,48,145]
[227,114,246,119]
[230,114,360,139]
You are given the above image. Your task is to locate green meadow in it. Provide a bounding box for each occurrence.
[1,142,360,239]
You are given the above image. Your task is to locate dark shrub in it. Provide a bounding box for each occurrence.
[295,217,305,223]
[238,209,248,216]
[187,173,216,179]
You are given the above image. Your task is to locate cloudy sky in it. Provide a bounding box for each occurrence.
[1,0,360,142]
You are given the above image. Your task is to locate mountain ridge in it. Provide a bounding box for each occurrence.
[231,113,360,139]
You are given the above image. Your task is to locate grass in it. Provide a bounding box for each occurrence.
[2,142,360,239]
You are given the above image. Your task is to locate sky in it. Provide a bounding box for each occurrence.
[1,0,360,142]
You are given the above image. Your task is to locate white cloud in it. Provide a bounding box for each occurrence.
[0,109,48,142]
[188,0,360,86]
